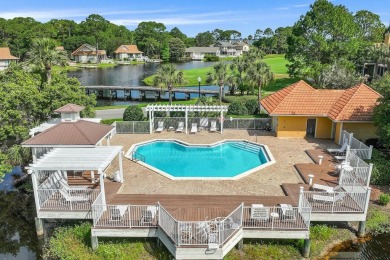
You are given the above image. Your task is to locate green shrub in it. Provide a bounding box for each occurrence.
[170,111,185,117]
[123,105,144,121]
[245,99,259,115]
[379,193,390,206]
[100,118,122,125]
[366,208,390,234]
[368,149,390,185]
[203,54,219,62]
[228,100,248,115]
[153,111,167,117]
[310,224,335,241]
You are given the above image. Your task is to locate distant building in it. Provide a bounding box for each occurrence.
[185,47,220,60]
[363,32,390,80]
[71,44,107,63]
[114,45,143,61]
[0,47,19,71]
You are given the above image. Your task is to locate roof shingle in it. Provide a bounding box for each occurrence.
[54,103,85,113]
[0,47,19,60]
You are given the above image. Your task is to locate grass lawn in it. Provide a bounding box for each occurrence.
[263,54,290,77]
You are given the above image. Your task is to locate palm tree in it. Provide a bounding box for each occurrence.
[206,62,229,104]
[246,61,274,113]
[153,64,187,105]
[230,57,249,93]
[28,38,68,84]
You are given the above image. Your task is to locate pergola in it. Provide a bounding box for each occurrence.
[28,146,124,209]
[145,104,228,134]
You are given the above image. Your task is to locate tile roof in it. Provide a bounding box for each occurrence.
[22,120,114,146]
[54,103,85,113]
[260,80,382,122]
[114,45,143,54]
[0,47,19,60]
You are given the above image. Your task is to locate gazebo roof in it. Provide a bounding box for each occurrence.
[29,146,123,171]
[145,104,228,112]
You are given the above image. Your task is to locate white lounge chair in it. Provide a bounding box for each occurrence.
[280,204,296,222]
[312,183,341,192]
[59,188,89,203]
[190,123,198,134]
[140,206,157,226]
[155,121,164,132]
[210,120,217,132]
[59,179,89,190]
[110,205,127,221]
[312,193,345,203]
[176,122,184,132]
[200,117,209,131]
[327,142,348,155]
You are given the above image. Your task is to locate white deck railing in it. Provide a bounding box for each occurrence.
[303,189,369,213]
[92,204,159,228]
[341,130,373,159]
[159,204,178,244]
[343,149,372,187]
[37,188,100,211]
[242,206,310,230]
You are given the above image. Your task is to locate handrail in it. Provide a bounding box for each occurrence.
[131,151,145,162]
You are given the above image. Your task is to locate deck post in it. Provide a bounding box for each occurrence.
[368,145,373,159]
[35,217,44,236]
[235,239,243,250]
[91,235,99,250]
[185,108,188,134]
[149,110,153,134]
[118,150,124,183]
[302,239,311,258]
[358,221,366,237]
[30,170,41,212]
[99,171,106,206]
[298,186,304,212]
[220,109,223,134]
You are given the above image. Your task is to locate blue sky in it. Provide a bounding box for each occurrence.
[0,0,389,37]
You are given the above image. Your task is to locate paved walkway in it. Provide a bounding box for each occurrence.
[107,130,336,196]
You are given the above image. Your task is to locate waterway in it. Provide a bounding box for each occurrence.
[67,61,227,106]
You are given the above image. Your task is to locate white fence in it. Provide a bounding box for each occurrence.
[92,204,158,228]
[37,188,101,211]
[341,130,373,159]
[342,149,372,187]
[303,189,369,213]
[242,206,310,230]
[115,118,272,134]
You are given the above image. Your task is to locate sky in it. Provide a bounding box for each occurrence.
[0,0,389,37]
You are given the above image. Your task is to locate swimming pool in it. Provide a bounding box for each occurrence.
[127,140,275,180]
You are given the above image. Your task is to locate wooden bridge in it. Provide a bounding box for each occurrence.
[84,85,220,100]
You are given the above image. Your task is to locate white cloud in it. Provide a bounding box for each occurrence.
[293,4,310,8]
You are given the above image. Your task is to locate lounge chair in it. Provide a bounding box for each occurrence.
[110,205,127,221]
[200,117,209,131]
[312,193,345,203]
[59,188,89,203]
[59,179,89,190]
[210,120,217,132]
[280,204,296,222]
[155,121,164,132]
[176,122,184,132]
[312,183,341,192]
[140,206,157,226]
[190,123,197,134]
[327,142,348,155]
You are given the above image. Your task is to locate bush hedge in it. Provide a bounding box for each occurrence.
[227,100,248,116]
[245,99,259,115]
[368,149,390,185]
[123,105,144,121]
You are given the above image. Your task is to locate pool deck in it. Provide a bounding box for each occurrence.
[106,130,338,196]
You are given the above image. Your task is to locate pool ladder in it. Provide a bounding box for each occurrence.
[131,151,145,162]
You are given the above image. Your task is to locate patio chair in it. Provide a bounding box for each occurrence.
[312,193,345,203]
[250,204,269,222]
[155,121,164,132]
[190,123,198,134]
[110,205,127,221]
[199,117,209,131]
[176,122,184,132]
[327,142,348,155]
[312,183,342,193]
[140,206,157,226]
[195,222,208,243]
[279,204,296,222]
[59,188,89,203]
[59,178,89,190]
[210,120,217,132]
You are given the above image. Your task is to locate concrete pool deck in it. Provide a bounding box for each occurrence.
[107,130,337,196]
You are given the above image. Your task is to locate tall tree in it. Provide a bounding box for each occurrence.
[230,56,249,92]
[153,64,187,104]
[135,21,167,57]
[169,38,186,60]
[206,62,229,104]
[246,61,274,112]
[169,27,187,42]
[354,10,386,42]
[195,31,215,46]
[81,14,109,62]
[373,76,390,148]
[27,38,68,84]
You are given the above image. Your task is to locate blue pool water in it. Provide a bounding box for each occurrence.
[133,141,271,178]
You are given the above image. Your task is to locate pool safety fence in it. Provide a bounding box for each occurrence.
[341,130,373,159]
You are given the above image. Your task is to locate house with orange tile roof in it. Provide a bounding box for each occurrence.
[71,44,107,63]
[260,80,382,144]
[0,47,19,71]
[113,45,143,61]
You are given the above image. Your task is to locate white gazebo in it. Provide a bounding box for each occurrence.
[145,104,228,134]
[28,146,123,217]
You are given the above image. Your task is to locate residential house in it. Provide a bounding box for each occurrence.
[0,47,19,71]
[185,47,220,60]
[213,41,237,56]
[260,80,382,144]
[114,45,143,61]
[363,32,390,80]
[71,44,107,63]
[233,41,250,55]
